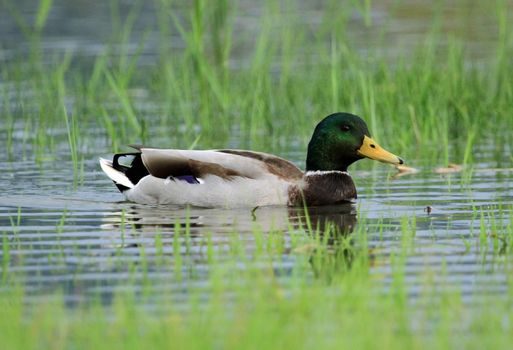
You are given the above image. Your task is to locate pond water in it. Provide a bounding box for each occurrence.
[1,0,513,308]
[1,143,512,306]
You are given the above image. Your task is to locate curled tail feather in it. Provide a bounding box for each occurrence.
[99,153,149,192]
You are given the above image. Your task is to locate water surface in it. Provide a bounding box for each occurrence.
[1,144,512,306]
[1,0,513,308]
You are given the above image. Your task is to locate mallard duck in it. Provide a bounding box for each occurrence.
[100,112,403,207]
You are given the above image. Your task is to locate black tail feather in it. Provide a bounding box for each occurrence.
[112,153,150,190]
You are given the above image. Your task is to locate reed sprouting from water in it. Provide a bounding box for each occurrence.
[1,205,513,349]
[1,0,512,169]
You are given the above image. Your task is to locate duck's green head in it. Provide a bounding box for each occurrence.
[306,113,403,172]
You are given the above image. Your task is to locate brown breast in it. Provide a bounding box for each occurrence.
[288,171,357,206]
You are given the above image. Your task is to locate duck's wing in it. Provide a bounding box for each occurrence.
[217,149,303,180]
[138,148,304,181]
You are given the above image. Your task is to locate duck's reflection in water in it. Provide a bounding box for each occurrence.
[102,203,356,238]
[287,203,356,235]
[101,203,358,278]
[287,204,358,280]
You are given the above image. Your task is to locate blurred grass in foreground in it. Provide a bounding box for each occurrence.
[1,205,513,350]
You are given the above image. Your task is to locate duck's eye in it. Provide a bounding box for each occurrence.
[341,125,350,132]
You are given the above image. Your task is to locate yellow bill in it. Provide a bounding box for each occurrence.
[357,136,404,165]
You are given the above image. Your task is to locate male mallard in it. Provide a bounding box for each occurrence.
[100,112,403,207]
